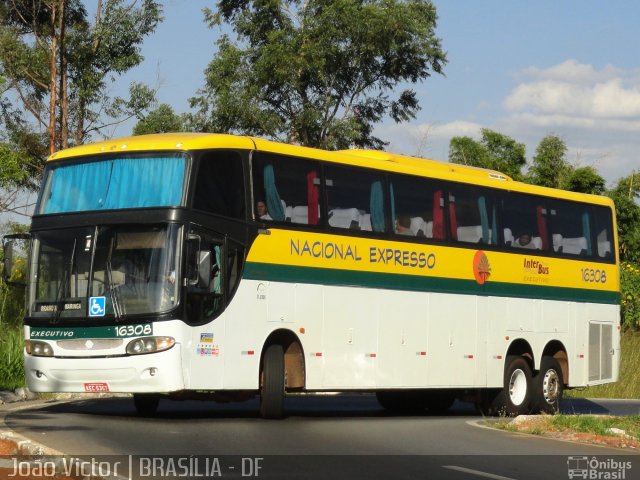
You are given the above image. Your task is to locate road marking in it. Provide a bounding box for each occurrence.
[442,465,517,480]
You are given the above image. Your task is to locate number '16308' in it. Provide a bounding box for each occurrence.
[581,268,607,283]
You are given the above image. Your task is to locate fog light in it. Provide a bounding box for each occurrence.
[126,337,175,356]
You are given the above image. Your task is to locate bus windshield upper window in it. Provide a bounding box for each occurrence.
[37,154,187,214]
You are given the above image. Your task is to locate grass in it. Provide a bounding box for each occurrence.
[0,326,27,390]
[566,330,640,399]
[496,414,640,447]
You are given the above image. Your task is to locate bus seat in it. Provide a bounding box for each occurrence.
[504,228,513,246]
[552,234,563,252]
[359,213,372,231]
[291,206,309,224]
[562,237,587,255]
[531,236,542,249]
[457,225,482,243]
[598,241,611,257]
[410,217,427,237]
[597,230,611,257]
[328,208,361,229]
[424,221,433,238]
[285,205,293,222]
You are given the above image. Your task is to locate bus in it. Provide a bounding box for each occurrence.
[2,133,620,418]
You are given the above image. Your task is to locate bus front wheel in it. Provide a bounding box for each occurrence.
[532,356,564,414]
[260,344,285,419]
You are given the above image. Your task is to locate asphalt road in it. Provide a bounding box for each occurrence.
[3,395,640,480]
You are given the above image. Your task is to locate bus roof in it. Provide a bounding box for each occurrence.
[47,132,614,208]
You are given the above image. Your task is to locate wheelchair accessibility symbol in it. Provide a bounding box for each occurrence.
[89,297,106,317]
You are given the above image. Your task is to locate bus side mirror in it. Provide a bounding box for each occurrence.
[2,234,30,287]
[196,251,212,288]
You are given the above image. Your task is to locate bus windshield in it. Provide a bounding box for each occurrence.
[30,225,180,319]
[37,154,187,214]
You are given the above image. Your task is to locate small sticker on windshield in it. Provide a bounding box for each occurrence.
[89,297,106,317]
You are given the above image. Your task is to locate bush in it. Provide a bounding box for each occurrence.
[621,262,640,330]
[0,326,25,390]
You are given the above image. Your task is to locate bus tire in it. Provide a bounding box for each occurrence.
[493,355,532,416]
[533,356,564,414]
[133,394,160,416]
[260,344,285,419]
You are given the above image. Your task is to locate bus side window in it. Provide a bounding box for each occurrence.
[186,231,223,323]
[549,200,593,257]
[593,206,614,259]
[252,153,322,225]
[501,192,548,251]
[325,165,386,232]
[193,151,245,219]
[448,187,496,245]
[389,173,442,240]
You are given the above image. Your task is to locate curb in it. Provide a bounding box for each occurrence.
[0,400,120,479]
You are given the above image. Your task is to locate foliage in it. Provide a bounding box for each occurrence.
[188,0,446,150]
[566,331,640,399]
[133,104,184,135]
[564,166,606,195]
[0,327,26,390]
[620,262,640,330]
[0,0,163,199]
[526,134,571,188]
[606,172,640,263]
[448,128,526,180]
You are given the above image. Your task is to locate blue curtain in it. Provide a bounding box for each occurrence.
[370,181,385,232]
[263,164,285,221]
[41,156,185,214]
[105,157,183,209]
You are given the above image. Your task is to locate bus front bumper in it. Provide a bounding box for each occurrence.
[24,345,185,393]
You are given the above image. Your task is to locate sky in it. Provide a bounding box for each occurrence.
[101,1,640,185]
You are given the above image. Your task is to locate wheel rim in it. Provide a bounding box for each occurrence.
[542,369,560,404]
[508,368,528,406]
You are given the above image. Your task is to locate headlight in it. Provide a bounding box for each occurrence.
[126,336,175,356]
[25,340,54,357]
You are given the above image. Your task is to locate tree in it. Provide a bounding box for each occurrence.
[606,171,640,263]
[188,0,446,150]
[133,104,183,135]
[564,166,606,195]
[526,134,572,188]
[0,0,162,191]
[448,128,526,180]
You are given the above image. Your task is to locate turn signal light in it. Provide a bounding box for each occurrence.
[126,336,175,356]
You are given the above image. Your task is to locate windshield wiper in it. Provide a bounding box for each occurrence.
[106,237,125,321]
[51,238,77,325]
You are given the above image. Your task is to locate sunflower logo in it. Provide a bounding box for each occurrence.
[473,250,491,285]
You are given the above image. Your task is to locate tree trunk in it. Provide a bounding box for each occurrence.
[58,0,68,149]
[48,1,58,155]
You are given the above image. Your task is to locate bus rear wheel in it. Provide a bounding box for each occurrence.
[133,394,160,416]
[260,344,285,419]
[492,355,533,416]
[533,356,564,414]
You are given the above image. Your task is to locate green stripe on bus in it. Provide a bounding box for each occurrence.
[243,262,620,305]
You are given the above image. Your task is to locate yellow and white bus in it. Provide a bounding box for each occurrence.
[3,133,620,418]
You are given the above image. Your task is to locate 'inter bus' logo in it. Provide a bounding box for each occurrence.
[473,251,491,285]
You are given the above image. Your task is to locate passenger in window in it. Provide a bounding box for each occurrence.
[256,200,272,221]
[395,214,413,236]
[514,232,536,249]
